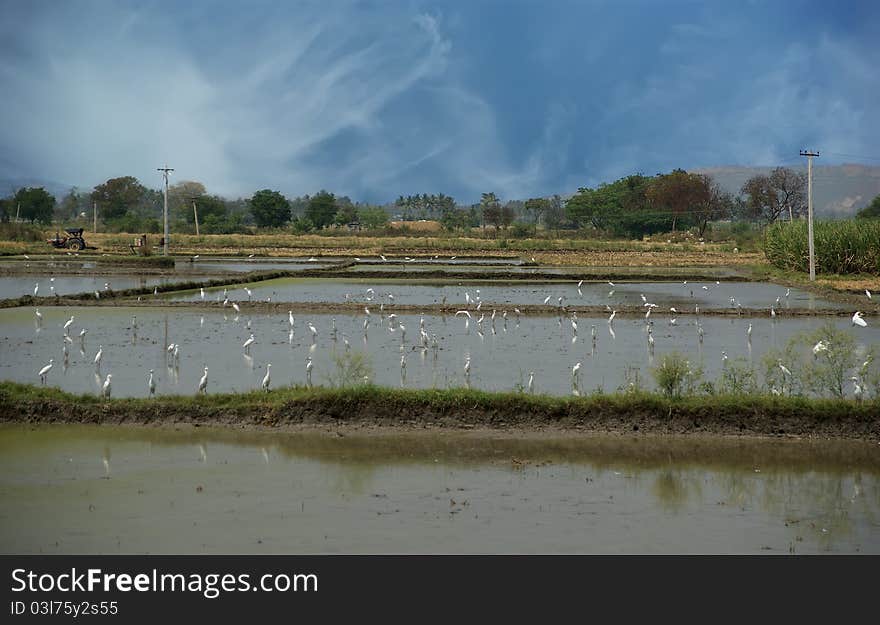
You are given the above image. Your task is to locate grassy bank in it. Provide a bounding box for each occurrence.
[1,382,877,440]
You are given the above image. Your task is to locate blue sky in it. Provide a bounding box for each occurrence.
[1,0,878,203]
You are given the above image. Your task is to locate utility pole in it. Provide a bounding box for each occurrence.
[800,150,819,281]
[93,201,97,233]
[157,165,174,256]
[189,196,200,237]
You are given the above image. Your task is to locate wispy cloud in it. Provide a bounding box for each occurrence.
[0,1,877,202]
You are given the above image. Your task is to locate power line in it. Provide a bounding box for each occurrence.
[157,165,174,257]
[800,150,819,282]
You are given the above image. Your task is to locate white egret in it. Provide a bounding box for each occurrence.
[101,373,112,399]
[232,302,240,313]
[747,323,752,341]
[308,322,318,340]
[34,282,39,296]
[288,310,295,328]
[608,281,615,287]
[244,287,252,301]
[608,310,616,324]
[852,311,867,327]
[464,356,471,378]
[812,340,828,357]
[640,293,647,304]
[364,306,370,316]
[200,288,205,300]
[670,307,678,314]
[380,255,387,261]
[778,361,792,378]
[34,308,42,322]
[770,306,776,318]
[543,295,551,305]
[197,367,209,394]
[243,333,255,353]
[400,354,407,371]
[167,343,175,355]
[306,357,313,384]
[528,371,534,393]
[866,289,872,300]
[148,369,156,397]
[577,279,584,288]
[785,288,790,298]
[94,345,103,367]
[648,334,655,350]
[261,364,272,392]
[63,315,74,334]
[38,359,53,383]
[79,328,87,339]
[571,362,581,383]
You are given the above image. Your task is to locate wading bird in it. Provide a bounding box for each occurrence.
[94,345,103,368]
[308,322,318,340]
[200,288,205,300]
[812,340,829,358]
[148,369,156,397]
[101,373,112,399]
[232,302,240,314]
[288,311,295,328]
[63,315,74,334]
[306,357,313,384]
[528,371,534,393]
[34,308,42,323]
[852,311,867,327]
[38,359,53,384]
[243,333,255,353]
[198,367,208,394]
[608,310,616,324]
[262,364,272,392]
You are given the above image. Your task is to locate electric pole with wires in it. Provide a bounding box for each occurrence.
[157,165,174,256]
[799,150,819,281]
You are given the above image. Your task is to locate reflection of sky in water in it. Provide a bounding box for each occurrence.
[1,306,876,398]
[1,426,877,554]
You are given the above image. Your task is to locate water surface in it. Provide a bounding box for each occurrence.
[0,425,876,554]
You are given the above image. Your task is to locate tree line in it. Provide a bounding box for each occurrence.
[2,167,874,237]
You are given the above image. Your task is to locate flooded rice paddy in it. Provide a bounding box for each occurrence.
[0,275,225,300]
[1,425,877,554]
[2,306,875,398]
[167,277,846,310]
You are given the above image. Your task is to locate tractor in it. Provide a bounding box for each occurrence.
[47,228,95,252]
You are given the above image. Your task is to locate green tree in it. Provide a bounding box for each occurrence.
[358,206,389,229]
[305,190,337,230]
[480,192,501,235]
[91,176,148,220]
[14,187,56,224]
[856,194,880,219]
[190,195,228,224]
[740,167,807,224]
[334,202,359,226]
[249,189,291,228]
[544,194,564,234]
[524,197,548,233]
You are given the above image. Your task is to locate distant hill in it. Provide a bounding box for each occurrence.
[693,164,880,218]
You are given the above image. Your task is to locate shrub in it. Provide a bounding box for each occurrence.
[719,357,758,395]
[652,352,702,398]
[324,351,374,388]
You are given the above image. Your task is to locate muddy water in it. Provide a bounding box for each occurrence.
[166,277,846,310]
[0,425,877,554]
[2,306,876,398]
[0,275,227,299]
